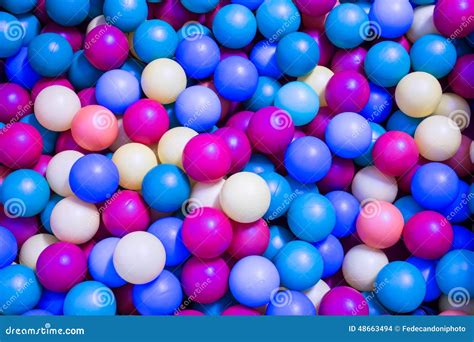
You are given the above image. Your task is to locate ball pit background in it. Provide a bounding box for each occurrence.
[0,0,473,318]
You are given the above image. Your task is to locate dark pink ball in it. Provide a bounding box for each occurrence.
[227,219,270,260]
[317,156,355,193]
[175,309,205,316]
[36,242,87,292]
[295,0,336,16]
[292,130,306,141]
[303,107,334,139]
[448,54,474,99]
[181,256,230,304]
[247,106,295,154]
[403,211,453,260]
[0,83,32,122]
[31,77,74,101]
[42,22,84,52]
[220,48,248,60]
[221,305,261,316]
[434,0,474,38]
[101,190,151,237]
[123,99,169,145]
[325,71,370,113]
[446,135,473,177]
[54,130,90,154]
[214,127,252,174]
[78,87,97,106]
[154,1,199,29]
[372,131,419,177]
[225,110,254,132]
[397,162,421,194]
[0,123,43,169]
[331,47,367,74]
[84,25,129,71]
[319,286,369,316]
[304,30,334,66]
[182,207,233,259]
[113,284,138,315]
[183,134,232,182]
[80,240,96,261]
[0,212,38,247]
[301,13,326,31]
[32,154,52,176]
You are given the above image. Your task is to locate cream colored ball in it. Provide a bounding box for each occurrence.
[298,66,334,107]
[407,5,439,42]
[46,150,84,197]
[351,166,398,203]
[304,280,330,312]
[189,179,226,211]
[433,93,471,131]
[19,234,58,271]
[157,127,198,168]
[86,15,106,34]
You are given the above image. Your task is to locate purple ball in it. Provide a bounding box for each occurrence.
[226,110,254,132]
[319,286,369,315]
[0,83,31,122]
[214,127,252,174]
[325,70,370,113]
[84,25,129,71]
[0,212,38,247]
[331,47,367,74]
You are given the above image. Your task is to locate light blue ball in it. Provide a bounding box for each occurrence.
[277,32,319,77]
[407,256,441,303]
[256,0,301,41]
[213,4,257,49]
[22,309,52,316]
[365,41,410,87]
[17,13,41,46]
[410,34,457,78]
[133,19,178,62]
[287,193,336,242]
[313,234,344,278]
[28,33,73,77]
[394,196,423,222]
[46,0,90,26]
[353,122,386,167]
[266,290,316,316]
[0,12,24,58]
[120,57,144,82]
[64,281,116,316]
[386,110,422,137]
[88,238,126,288]
[263,225,294,260]
[20,114,58,154]
[285,175,319,198]
[325,3,368,48]
[95,69,140,114]
[0,265,42,314]
[326,191,359,238]
[245,76,281,111]
[260,172,292,220]
[89,0,104,18]
[2,0,37,14]
[68,50,103,90]
[440,180,471,224]
[243,153,275,174]
[369,0,414,38]
[436,249,474,296]
[274,81,319,126]
[103,0,148,32]
[180,0,219,13]
[361,291,390,315]
[40,194,63,233]
[0,226,17,269]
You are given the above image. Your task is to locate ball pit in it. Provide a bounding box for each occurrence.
[0,0,471,319]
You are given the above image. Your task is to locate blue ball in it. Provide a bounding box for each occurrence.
[361,291,390,315]
[287,193,336,242]
[175,36,220,79]
[28,33,73,77]
[440,180,470,224]
[313,234,344,278]
[133,270,183,315]
[263,225,294,260]
[325,3,368,48]
[260,172,292,220]
[256,0,301,40]
[1,169,50,218]
[325,112,372,159]
[470,183,474,214]
[89,0,104,17]
[2,0,37,14]
[64,281,116,316]
[451,225,474,251]
[177,22,212,42]
[359,83,393,123]
[213,4,257,49]
[180,0,219,13]
[243,153,275,174]
[4,47,41,89]
[38,290,66,315]
[369,0,413,38]
[120,57,144,81]
[326,191,359,238]
[103,0,148,32]
[436,249,474,296]
[229,255,280,307]
[20,114,58,154]
[0,12,24,58]
[266,290,316,316]
[231,0,263,10]
[411,162,459,210]
[284,136,332,184]
[175,86,221,132]
[386,110,422,136]
[411,34,457,78]
[147,217,190,267]
[0,226,17,269]
[407,256,441,302]
[250,40,283,79]
[142,164,191,213]
[244,76,281,111]
[375,261,426,313]
[365,41,410,87]
[133,19,178,62]
[69,154,119,203]
[274,81,319,126]
[214,56,259,101]
[88,237,126,288]
[0,265,42,314]
[40,194,63,233]
[22,309,52,316]
[277,32,319,77]
[46,0,90,26]
[274,241,323,291]
[68,50,103,90]
[285,175,319,198]
[17,13,41,46]
[394,195,423,222]
[95,69,140,114]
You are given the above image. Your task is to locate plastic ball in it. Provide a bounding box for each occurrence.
[407,5,438,42]
[266,290,316,316]
[64,281,116,316]
[188,179,225,210]
[436,249,474,296]
[45,0,89,26]
[0,12,25,58]
[88,237,126,288]
[20,114,58,155]
[157,127,197,168]
[411,34,457,78]
[386,110,422,137]
[319,286,368,316]
[212,4,257,49]
[95,70,140,115]
[274,81,319,126]
[221,304,261,316]
[433,0,474,38]
[0,226,17,268]
[331,46,367,74]
[227,219,270,259]
[28,33,73,77]
[359,83,393,124]
[256,0,301,40]
[0,212,38,247]
[103,0,148,32]
[434,93,471,132]
[326,191,359,238]
[313,234,344,278]
[4,46,41,89]
[46,150,83,197]
[214,127,252,174]
[352,166,398,203]
[394,196,423,222]
[317,156,355,193]
[448,54,474,99]
[0,83,31,122]
[407,256,441,302]
[298,66,333,107]
[259,172,292,220]
[263,225,294,260]
[175,35,220,79]
[181,0,219,13]
[19,233,57,271]
[36,289,65,315]
[276,32,319,77]
[249,40,282,79]
[369,0,413,38]
[0,122,42,169]
[133,19,178,62]
[214,56,258,102]
[325,3,368,49]
[325,71,370,113]
[0,265,42,314]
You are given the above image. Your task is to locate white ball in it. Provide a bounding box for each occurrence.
[113,231,166,285]
[304,280,330,313]
[46,150,84,197]
[351,166,398,203]
[19,234,58,271]
[51,196,100,244]
[414,115,462,161]
[189,179,225,211]
[220,172,271,223]
[298,66,334,107]
[407,5,439,42]
[34,85,81,131]
[433,92,471,131]
[342,244,389,291]
[86,15,106,34]
[157,127,198,168]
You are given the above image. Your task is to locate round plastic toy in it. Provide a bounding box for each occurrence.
[274,81,319,126]
[175,35,220,79]
[157,127,198,168]
[88,237,126,288]
[0,122,42,169]
[245,76,281,111]
[319,286,369,316]
[28,33,73,77]
[133,19,178,63]
[0,12,25,58]
[227,219,270,259]
[277,32,319,77]
[313,234,344,278]
[19,233,58,271]
[64,281,116,316]
[407,256,441,302]
[394,196,424,223]
[181,0,219,13]
[325,3,368,48]
[0,83,31,122]
[386,110,422,137]
[351,166,398,203]
[359,83,393,123]
[411,34,457,78]
[214,127,252,174]
[436,249,474,296]
[325,71,370,113]
[221,305,261,316]
[95,70,140,115]
[317,156,355,193]
[369,0,414,38]
[433,0,474,38]
[0,226,17,268]
[249,40,282,79]
[448,54,474,99]
[46,150,84,197]
[266,290,316,316]
[260,172,292,220]
[263,226,294,260]
[103,0,148,32]
[213,4,257,49]
[255,0,301,40]
[45,0,89,26]
[326,191,359,238]
[214,56,259,102]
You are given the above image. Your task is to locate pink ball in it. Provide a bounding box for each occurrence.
[0,123,43,169]
[0,83,32,122]
[325,71,370,113]
[182,207,233,259]
[214,127,252,174]
[403,211,453,260]
[31,78,74,101]
[446,135,473,178]
[78,87,97,106]
[295,0,336,16]
[304,30,334,66]
[448,54,474,99]
[36,242,87,292]
[113,284,138,315]
[101,190,151,237]
[247,106,295,154]
[0,212,38,247]
[227,219,270,260]
[319,286,368,316]
[42,22,84,52]
[317,156,355,193]
[154,1,199,29]
[303,107,334,139]
[175,309,205,316]
[183,134,232,182]
[84,25,129,71]
[439,310,468,316]
[181,256,230,304]
[123,99,169,145]
[225,110,254,132]
[221,305,261,316]
[54,130,90,154]
[32,154,52,176]
[331,47,367,74]
[434,0,474,38]
[372,131,419,177]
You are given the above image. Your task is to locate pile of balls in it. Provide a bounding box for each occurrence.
[0,0,473,317]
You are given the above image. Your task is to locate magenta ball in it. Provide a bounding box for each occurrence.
[154,1,198,30]
[448,54,474,99]
[101,190,150,237]
[182,134,232,182]
[84,25,129,71]
[221,305,261,316]
[55,130,89,154]
[247,106,295,154]
[31,77,74,101]
[227,219,270,260]
[32,155,52,176]
[42,22,84,52]
[303,107,333,139]
[372,131,419,177]
[214,127,252,174]
[36,242,87,292]
[176,309,205,316]
[0,212,38,247]
[325,71,370,112]
[434,0,474,38]
[0,83,31,122]
[331,47,367,74]
[181,256,230,304]
[182,207,233,259]
[295,0,335,16]
[123,99,170,145]
[225,110,254,132]
[317,156,355,193]
[0,123,43,169]
[78,87,97,106]
[403,211,453,260]
[305,30,334,66]
[319,286,368,316]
